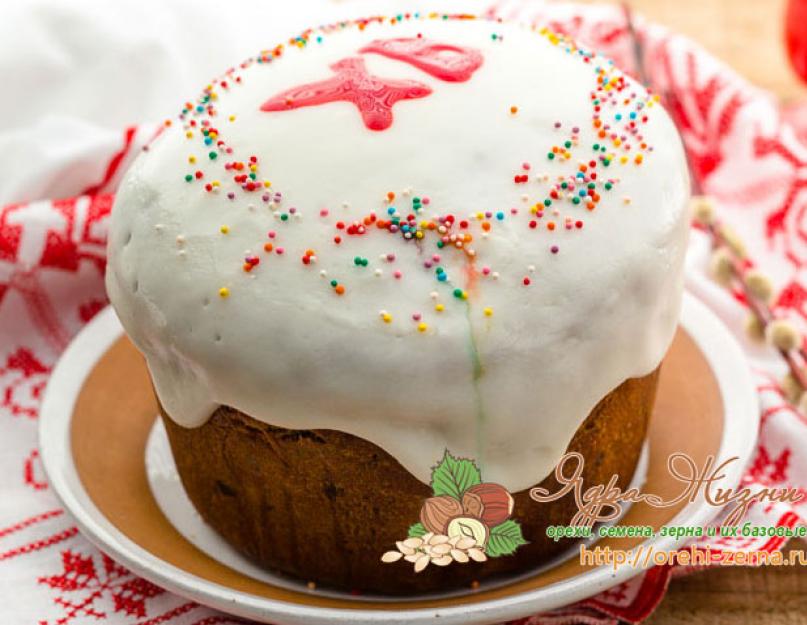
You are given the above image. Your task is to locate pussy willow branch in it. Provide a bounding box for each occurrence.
[622,3,807,392]
[709,222,807,390]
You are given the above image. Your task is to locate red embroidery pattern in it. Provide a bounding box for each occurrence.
[754,132,807,266]
[746,446,791,486]
[659,49,746,181]
[777,280,807,321]
[38,550,165,623]
[584,566,673,623]
[24,449,49,491]
[137,602,251,625]
[0,527,78,562]
[0,509,63,540]
[79,298,107,323]
[80,127,138,197]
[261,57,432,131]
[0,202,23,265]
[0,347,50,419]
[137,603,199,625]
[360,38,483,82]
[0,509,77,565]
[41,195,111,274]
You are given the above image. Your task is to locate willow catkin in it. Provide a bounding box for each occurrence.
[744,313,766,343]
[717,223,747,259]
[766,318,802,352]
[745,270,774,304]
[691,195,716,226]
[709,247,734,286]
[798,392,807,417]
[781,371,804,405]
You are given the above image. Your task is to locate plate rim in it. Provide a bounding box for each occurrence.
[39,292,759,625]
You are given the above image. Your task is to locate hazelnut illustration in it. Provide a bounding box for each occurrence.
[446,516,488,547]
[420,495,464,534]
[461,483,514,527]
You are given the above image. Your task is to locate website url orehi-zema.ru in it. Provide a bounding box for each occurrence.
[580,544,807,571]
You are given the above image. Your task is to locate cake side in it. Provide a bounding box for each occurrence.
[161,366,659,595]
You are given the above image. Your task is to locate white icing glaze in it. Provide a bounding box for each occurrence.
[105,16,690,492]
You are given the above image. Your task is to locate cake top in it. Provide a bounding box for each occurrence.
[106,13,690,491]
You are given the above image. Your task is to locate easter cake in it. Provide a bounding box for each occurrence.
[105,13,690,595]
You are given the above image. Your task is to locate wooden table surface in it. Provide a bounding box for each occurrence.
[578,0,805,102]
[571,1,807,622]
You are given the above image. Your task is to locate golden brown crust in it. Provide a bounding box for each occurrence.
[161,367,659,595]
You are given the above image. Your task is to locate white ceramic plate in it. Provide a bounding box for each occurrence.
[39,293,758,625]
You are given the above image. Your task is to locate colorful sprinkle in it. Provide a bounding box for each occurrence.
[165,18,661,336]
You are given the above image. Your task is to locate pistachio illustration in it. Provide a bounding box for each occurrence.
[446,516,488,547]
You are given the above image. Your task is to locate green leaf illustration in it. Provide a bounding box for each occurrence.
[486,520,528,558]
[408,522,426,538]
[430,450,482,500]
